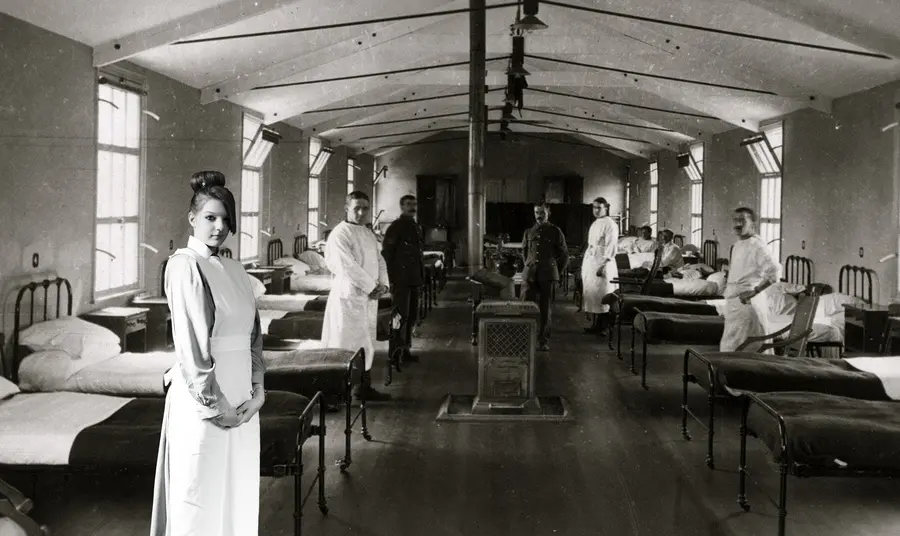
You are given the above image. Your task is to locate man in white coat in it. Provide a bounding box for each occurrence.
[322,191,392,401]
[720,207,781,352]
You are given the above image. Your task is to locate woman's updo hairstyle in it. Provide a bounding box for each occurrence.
[593,196,611,215]
[189,170,237,235]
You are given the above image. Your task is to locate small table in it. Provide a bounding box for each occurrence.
[255,265,292,294]
[82,307,149,353]
[246,268,276,294]
[131,296,173,351]
[843,303,890,354]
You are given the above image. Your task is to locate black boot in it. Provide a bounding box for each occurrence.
[355,371,392,402]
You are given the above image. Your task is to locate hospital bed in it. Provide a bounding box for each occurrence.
[679,293,892,469]
[738,391,900,536]
[12,278,372,474]
[0,322,327,536]
[630,286,831,390]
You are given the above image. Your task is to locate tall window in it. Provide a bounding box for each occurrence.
[625,180,631,233]
[240,114,263,262]
[743,122,783,260]
[649,162,659,234]
[347,158,355,194]
[685,142,704,245]
[95,79,143,297]
[308,137,322,241]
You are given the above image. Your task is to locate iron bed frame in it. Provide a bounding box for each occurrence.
[737,392,900,536]
[4,281,328,536]
[782,255,813,287]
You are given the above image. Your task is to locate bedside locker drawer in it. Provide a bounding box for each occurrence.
[125,316,147,333]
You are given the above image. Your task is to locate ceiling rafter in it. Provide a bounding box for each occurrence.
[93,0,317,67]
[736,0,900,59]
[201,0,488,104]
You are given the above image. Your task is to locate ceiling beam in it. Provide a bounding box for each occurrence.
[257,52,460,123]
[93,0,316,67]
[201,0,473,104]
[736,0,900,59]
[560,0,833,113]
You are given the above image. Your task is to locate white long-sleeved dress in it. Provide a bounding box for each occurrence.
[581,217,619,314]
[150,235,266,536]
[719,235,781,352]
[322,221,390,370]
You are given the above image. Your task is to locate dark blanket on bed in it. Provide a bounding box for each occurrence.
[634,312,724,345]
[620,295,718,323]
[68,391,310,468]
[689,353,890,400]
[747,392,900,470]
[268,308,392,341]
[300,295,393,312]
[265,348,361,396]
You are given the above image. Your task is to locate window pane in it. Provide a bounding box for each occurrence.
[124,154,140,217]
[125,91,141,149]
[240,215,259,261]
[309,178,319,209]
[110,152,126,218]
[97,151,112,218]
[347,180,354,195]
[242,168,260,213]
[95,223,113,292]
[98,85,113,146]
[650,162,658,185]
[650,186,658,212]
[123,222,139,286]
[309,138,321,168]
[308,209,319,242]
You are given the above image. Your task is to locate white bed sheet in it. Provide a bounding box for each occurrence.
[257,293,318,312]
[844,357,900,400]
[669,279,720,297]
[0,392,133,465]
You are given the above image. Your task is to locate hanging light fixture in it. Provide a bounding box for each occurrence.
[511,0,548,32]
[506,35,530,77]
[501,102,515,120]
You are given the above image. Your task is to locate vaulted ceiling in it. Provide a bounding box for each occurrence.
[4,0,900,158]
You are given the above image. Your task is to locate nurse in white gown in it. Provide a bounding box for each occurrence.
[322,191,391,400]
[720,207,781,352]
[581,197,619,332]
[151,171,267,536]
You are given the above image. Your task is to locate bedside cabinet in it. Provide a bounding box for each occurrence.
[83,307,149,353]
[254,265,292,294]
[843,304,889,355]
[131,296,173,351]
[246,268,276,294]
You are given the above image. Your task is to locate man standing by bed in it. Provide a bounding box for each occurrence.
[522,202,569,352]
[382,194,425,363]
[322,191,392,401]
[720,207,781,352]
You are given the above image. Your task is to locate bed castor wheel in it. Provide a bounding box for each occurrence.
[42,526,50,536]
[681,430,692,441]
[706,459,715,470]
[363,431,373,441]
[319,505,329,515]
[738,501,750,512]
[337,459,350,472]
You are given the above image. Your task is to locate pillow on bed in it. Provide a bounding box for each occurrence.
[0,376,19,400]
[249,274,267,298]
[20,317,121,360]
[274,256,310,276]
[297,250,329,272]
[17,348,94,391]
[762,281,806,316]
[706,272,727,295]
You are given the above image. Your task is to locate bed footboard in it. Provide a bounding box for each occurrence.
[681,349,729,469]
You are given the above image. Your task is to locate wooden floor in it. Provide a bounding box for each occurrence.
[10,277,900,535]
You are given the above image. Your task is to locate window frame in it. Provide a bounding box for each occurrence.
[744,122,784,261]
[686,142,704,246]
[239,113,266,263]
[93,68,147,301]
[649,161,659,234]
[625,180,631,233]
[308,137,322,242]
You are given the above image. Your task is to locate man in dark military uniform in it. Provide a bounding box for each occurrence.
[522,203,569,351]
[382,195,425,362]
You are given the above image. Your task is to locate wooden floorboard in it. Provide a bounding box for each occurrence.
[8,277,900,535]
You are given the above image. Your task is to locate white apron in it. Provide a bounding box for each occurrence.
[322,294,378,370]
[719,291,771,353]
[150,249,260,536]
[719,236,780,354]
[582,217,619,314]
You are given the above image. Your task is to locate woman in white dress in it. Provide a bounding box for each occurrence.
[582,197,619,333]
[150,171,267,536]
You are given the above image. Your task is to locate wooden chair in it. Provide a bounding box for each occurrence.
[737,293,819,357]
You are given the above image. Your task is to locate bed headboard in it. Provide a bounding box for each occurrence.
[673,234,685,247]
[267,238,284,265]
[838,264,875,305]
[220,247,233,259]
[11,278,73,382]
[293,235,308,258]
[701,240,718,267]
[782,255,813,286]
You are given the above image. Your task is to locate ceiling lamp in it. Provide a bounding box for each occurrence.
[511,0,548,32]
